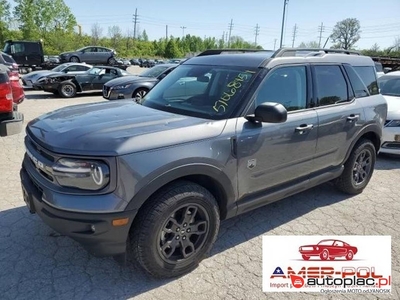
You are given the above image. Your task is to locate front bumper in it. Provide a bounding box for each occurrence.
[20,165,137,257]
[0,111,24,137]
[103,86,132,100]
[380,127,400,155]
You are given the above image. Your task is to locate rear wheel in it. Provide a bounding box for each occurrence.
[58,81,77,98]
[69,56,80,63]
[335,139,376,194]
[128,180,220,278]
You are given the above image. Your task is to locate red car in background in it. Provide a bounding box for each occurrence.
[0,64,24,136]
[1,51,25,106]
[299,239,358,261]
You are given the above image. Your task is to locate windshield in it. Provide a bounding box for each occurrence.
[317,240,334,246]
[141,64,258,120]
[379,76,400,96]
[139,66,171,78]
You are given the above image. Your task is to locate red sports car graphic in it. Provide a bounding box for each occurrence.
[299,239,358,261]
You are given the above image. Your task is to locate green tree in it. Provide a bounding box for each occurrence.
[164,38,182,58]
[141,30,149,42]
[330,18,361,50]
[298,41,319,48]
[0,0,11,45]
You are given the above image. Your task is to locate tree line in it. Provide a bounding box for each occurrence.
[0,0,399,59]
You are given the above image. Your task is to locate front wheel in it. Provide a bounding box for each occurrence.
[128,180,220,278]
[132,88,148,102]
[334,139,376,194]
[107,57,116,65]
[58,81,77,98]
[69,56,80,63]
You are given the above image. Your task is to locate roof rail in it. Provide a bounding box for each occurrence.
[272,48,361,58]
[196,49,275,56]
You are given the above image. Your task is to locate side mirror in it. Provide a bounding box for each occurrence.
[245,102,287,123]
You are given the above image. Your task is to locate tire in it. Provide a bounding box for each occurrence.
[320,249,329,260]
[58,81,77,98]
[128,180,220,278]
[107,57,116,65]
[302,255,310,260]
[69,56,80,63]
[132,88,148,102]
[335,139,376,195]
[345,250,354,260]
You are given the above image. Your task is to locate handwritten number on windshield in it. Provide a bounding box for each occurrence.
[213,70,255,113]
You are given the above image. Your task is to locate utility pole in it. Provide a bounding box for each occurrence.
[279,0,289,48]
[274,38,277,50]
[180,26,186,38]
[254,24,260,47]
[291,24,297,47]
[228,19,233,47]
[133,8,139,40]
[318,22,325,47]
[166,25,168,40]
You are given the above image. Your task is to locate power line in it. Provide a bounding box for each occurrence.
[291,23,297,47]
[228,19,234,47]
[318,22,325,47]
[254,24,260,46]
[133,8,139,39]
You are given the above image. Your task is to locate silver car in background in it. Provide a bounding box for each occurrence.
[59,46,117,65]
[378,71,400,155]
[21,63,93,89]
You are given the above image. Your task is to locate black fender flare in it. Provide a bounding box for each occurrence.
[125,163,237,219]
[343,124,382,164]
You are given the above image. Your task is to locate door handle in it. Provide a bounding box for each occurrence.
[295,124,314,134]
[347,114,359,122]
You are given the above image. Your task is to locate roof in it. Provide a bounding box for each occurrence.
[379,71,400,78]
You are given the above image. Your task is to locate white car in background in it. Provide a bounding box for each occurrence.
[378,71,400,155]
[21,62,92,89]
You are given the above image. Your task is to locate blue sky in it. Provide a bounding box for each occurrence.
[11,0,400,50]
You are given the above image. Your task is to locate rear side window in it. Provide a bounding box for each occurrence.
[1,54,15,64]
[353,66,379,95]
[343,65,369,98]
[314,65,349,106]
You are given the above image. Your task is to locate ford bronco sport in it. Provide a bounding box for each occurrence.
[20,48,387,278]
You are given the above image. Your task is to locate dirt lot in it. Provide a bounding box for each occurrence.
[0,89,399,300]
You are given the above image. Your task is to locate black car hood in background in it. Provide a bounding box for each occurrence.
[26,101,226,156]
[104,75,158,86]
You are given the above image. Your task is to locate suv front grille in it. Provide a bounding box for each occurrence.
[25,134,55,182]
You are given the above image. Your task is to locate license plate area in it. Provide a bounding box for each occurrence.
[22,185,36,214]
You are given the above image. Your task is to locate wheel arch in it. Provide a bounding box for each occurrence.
[343,125,381,164]
[125,164,236,221]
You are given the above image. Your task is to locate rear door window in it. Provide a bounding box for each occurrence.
[353,66,379,95]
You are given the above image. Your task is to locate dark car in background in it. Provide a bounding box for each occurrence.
[0,51,19,71]
[102,64,178,101]
[35,66,132,98]
[21,63,93,89]
[59,46,117,65]
[3,40,44,71]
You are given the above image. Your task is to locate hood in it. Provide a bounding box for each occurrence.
[104,76,157,86]
[22,70,55,80]
[382,95,400,119]
[60,51,75,56]
[26,101,226,156]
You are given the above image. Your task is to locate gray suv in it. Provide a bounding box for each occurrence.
[20,48,387,279]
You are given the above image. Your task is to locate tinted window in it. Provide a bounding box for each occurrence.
[343,65,369,98]
[314,65,349,106]
[254,66,307,111]
[353,66,379,95]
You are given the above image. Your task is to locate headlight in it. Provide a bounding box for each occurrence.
[114,84,132,89]
[385,120,400,127]
[52,158,110,190]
